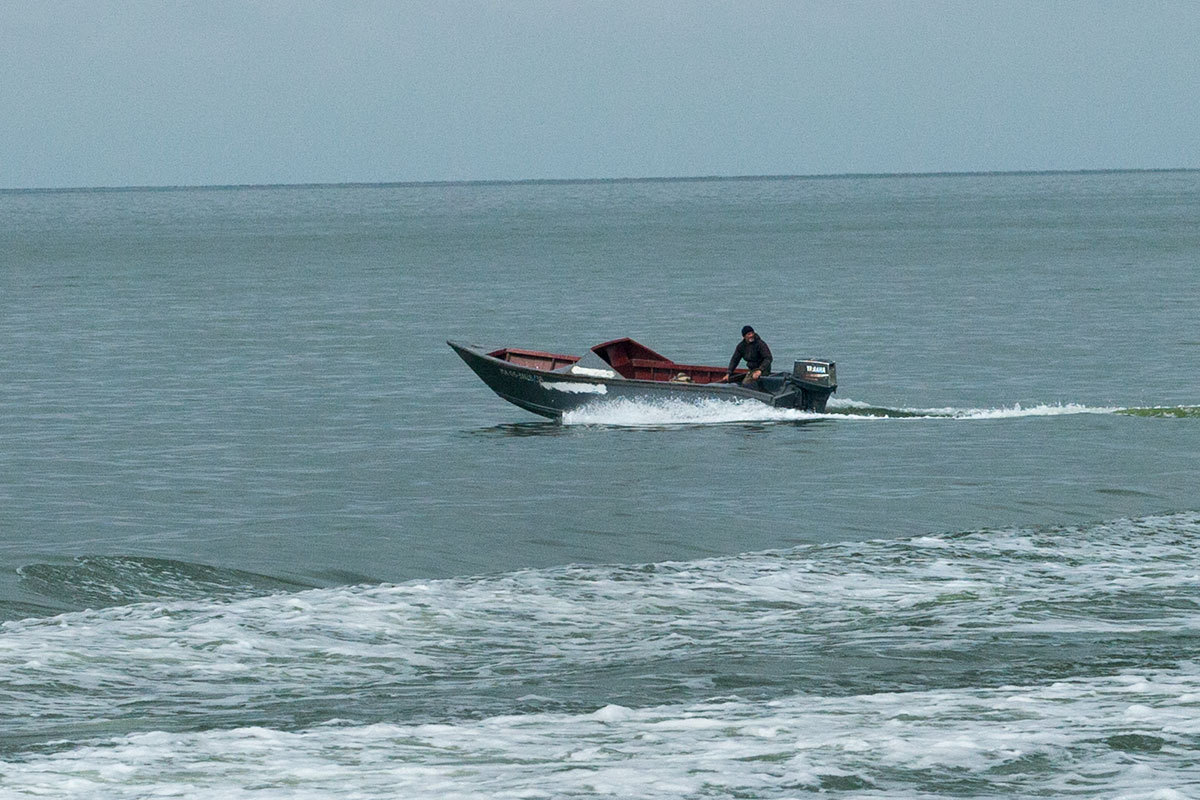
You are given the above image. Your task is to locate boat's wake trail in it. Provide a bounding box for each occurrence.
[831,400,1200,420]
[826,399,1115,420]
[561,397,1200,426]
[1116,405,1200,418]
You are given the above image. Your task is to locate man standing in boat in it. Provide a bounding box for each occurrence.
[724,325,772,390]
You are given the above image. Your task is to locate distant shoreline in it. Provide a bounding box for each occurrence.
[4,167,1197,195]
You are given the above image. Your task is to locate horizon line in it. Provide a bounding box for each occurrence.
[3,166,1197,194]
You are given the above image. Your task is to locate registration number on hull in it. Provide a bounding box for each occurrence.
[500,368,540,383]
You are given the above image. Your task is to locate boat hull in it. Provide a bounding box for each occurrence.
[449,341,832,420]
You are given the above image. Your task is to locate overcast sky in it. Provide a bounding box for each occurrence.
[2,1,1197,188]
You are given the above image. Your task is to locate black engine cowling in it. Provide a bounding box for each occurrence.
[788,359,837,411]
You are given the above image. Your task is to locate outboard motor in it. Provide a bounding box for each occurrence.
[788,359,838,411]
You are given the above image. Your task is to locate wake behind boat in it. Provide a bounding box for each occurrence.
[449,337,837,420]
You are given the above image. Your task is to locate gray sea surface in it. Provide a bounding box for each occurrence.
[1,172,1199,797]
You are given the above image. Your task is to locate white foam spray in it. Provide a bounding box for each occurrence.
[562,396,822,426]
[561,396,1121,426]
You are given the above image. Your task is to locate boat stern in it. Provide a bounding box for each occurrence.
[772,359,838,412]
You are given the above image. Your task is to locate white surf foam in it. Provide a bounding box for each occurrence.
[5,665,1200,799]
[5,513,1200,798]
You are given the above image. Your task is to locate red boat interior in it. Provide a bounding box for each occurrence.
[486,347,580,371]
[488,338,741,384]
[591,338,736,383]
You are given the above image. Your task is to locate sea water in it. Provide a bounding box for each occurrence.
[1,172,1199,797]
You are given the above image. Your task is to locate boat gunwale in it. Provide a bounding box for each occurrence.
[448,340,770,397]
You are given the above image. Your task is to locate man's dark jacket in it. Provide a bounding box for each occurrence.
[728,337,772,375]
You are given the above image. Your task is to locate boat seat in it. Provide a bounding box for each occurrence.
[756,374,789,393]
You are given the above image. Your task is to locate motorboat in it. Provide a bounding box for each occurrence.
[448,337,836,420]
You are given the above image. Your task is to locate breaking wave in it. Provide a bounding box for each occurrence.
[16,556,313,611]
